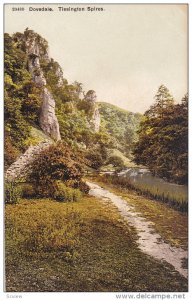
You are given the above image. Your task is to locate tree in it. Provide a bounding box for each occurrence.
[107,155,125,168]
[85,151,104,170]
[4,91,30,151]
[21,84,42,123]
[133,86,188,184]
[124,127,136,157]
[145,84,174,118]
[4,32,38,157]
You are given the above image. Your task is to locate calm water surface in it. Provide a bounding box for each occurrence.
[118,168,188,202]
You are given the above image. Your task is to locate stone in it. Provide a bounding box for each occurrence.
[5,141,52,180]
[84,90,97,103]
[28,55,46,87]
[24,29,50,60]
[84,90,100,132]
[24,29,61,141]
[55,65,64,87]
[90,107,100,132]
[40,88,61,141]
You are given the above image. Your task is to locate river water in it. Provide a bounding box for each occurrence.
[117,168,188,203]
[87,181,188,279]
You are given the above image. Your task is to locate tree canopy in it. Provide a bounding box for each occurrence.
[133,85,188,184]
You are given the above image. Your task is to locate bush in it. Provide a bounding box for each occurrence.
[76,181,90,194]
[5,181,21,204]
[29,142,85,190]
[52,180,82,202]
[20,183,36,198]
[4,132,19,169]
[64,179,90,194]
[107,155,125,168]
[86,151,104,170]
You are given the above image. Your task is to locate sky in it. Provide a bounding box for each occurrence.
[4,3,188,113]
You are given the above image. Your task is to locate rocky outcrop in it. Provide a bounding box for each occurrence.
[84,90,100,132]
[28,54,46,87]
[24,29,49,59]
[91,107,100,132]
[24,29,61,141]
[55,64,64,87]
[40,88,61,140]
[84,90,97,103]
[5,141,52,181]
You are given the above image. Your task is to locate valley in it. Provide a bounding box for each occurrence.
[4,28,188,293]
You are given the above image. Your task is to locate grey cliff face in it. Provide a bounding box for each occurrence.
[40,88,61,140]
[24,30,100,138]
[25,30,50,60]
[28,54,46,87]
[84,90,100,132]
[91,107,100,133]
[84,90,97,103]
[55,65,64,87]
[24,30,61,140]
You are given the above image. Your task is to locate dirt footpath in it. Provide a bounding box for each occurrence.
[87,181,188,279]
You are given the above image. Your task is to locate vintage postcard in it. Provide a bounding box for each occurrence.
[3,2,189,300]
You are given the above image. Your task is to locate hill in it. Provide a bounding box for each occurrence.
[4,29,104,169]
[5,29,143,172]
[98,102,142,157]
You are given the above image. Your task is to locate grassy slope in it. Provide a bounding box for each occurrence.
[98,102,142,153]
[98,102,135,114]
[5,194,187,292]
[30,126,53,142]
[108,149,137,167]
[24,126,53,146]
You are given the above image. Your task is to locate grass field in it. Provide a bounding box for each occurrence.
[5,192,187,292]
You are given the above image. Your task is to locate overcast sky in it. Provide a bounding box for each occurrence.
[4,4,188,113]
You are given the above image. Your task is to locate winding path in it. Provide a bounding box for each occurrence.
[87,181,188,279]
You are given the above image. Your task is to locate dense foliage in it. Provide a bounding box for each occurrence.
[52,180,82,202]
[5,180,21,204]
[98,102,142,157]
[29,142,87,196]
[107,155,125,168]
[4,33,42,168]
[133,85,188,184]
[5,29,141,175]
[41,57,101,146]
[4,31,103,167]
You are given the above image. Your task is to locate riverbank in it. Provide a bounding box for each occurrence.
[87,181,187,278]
[98,171,188,212]
[87,174,188,251]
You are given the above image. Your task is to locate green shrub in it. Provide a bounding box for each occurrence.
[29,142,85,193]
[5,181,21,204]
[20,183,36,198]
[65,179,90,194]
[85,151,104,170]
[4,131,19,169]
[52,180,82,202]
[72,189,82,202]
[107,155,125,168]
[76,181,90,194]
